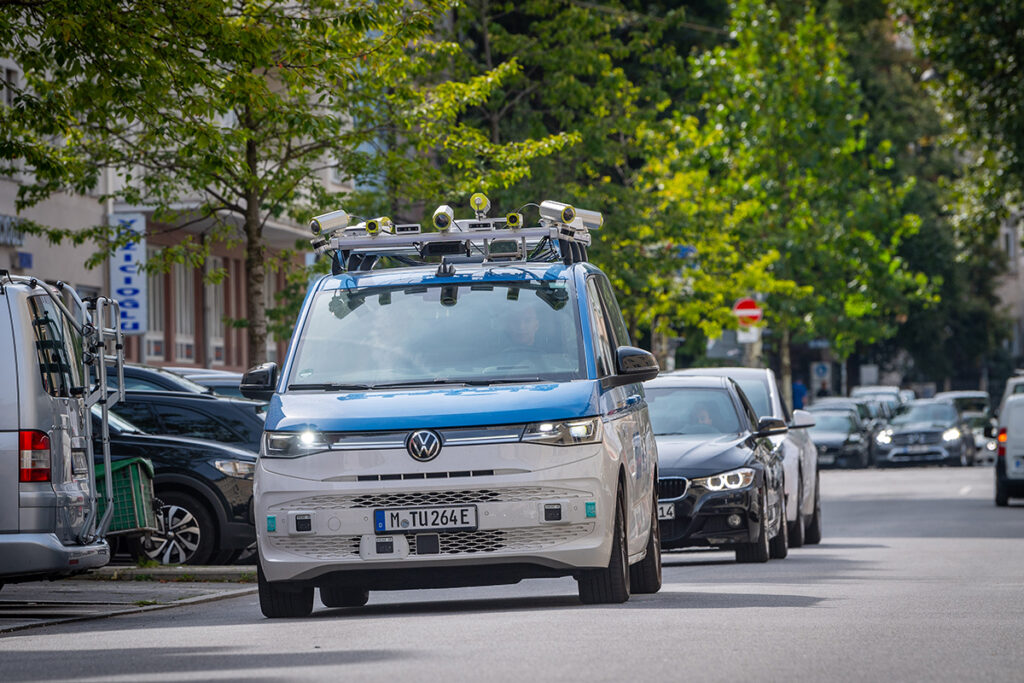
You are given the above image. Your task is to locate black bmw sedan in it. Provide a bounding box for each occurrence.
[645,374,789,563]
[93,409,256,565]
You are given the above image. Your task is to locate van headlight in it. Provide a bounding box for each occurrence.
[263,430,329,457]
[522,417,602,446]
[213,460,256,477]
[692,467,755,492]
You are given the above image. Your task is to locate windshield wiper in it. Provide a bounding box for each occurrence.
[288,382,374,391]
[369,379,470,389]
[460,377,544,385]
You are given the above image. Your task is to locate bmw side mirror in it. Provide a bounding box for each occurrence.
[756,416,789,438]
[241,362,278,401]
[614,346,660,384]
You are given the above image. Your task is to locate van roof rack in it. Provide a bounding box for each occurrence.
[308,196,602,274]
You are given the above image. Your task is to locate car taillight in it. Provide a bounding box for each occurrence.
[997,427,1007,458]
[19,430,51,482]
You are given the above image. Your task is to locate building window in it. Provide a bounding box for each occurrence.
[2,68,18,107]
[206,257,225,365]
[173,262,195,362]
[146,251,165,360]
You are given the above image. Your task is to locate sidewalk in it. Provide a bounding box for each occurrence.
[0,565,257,634]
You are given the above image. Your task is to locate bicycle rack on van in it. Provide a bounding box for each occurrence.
[0,273,126,543]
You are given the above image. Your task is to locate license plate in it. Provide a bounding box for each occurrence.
[906,444,930,453]
[1010,457,1024,475]
[818,454,835,465]
[374,506,477,534]
[657,502,676,520]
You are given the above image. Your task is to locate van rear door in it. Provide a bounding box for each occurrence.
[0,291,19,533]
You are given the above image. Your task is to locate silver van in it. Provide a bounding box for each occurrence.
[0,271,124,588]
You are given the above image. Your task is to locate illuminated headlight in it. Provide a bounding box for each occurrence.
[693,467,755,492]
[876,429,893,445]
[986,440,998,451]
[942,428,961,442]
[522,417,602,446]
[213,460,255,477]
[263,430,329,457]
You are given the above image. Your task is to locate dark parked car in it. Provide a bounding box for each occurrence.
[186,372,245,399]
[116,364,213,394]
[808,410,870,468]
[874,399,977,467]
[645,374,791,563]
[93,410,256,565]
[110,391,265,452]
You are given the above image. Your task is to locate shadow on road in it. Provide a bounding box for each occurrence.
[0,647,409,682]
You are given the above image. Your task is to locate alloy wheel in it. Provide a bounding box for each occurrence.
[141,504,202,565]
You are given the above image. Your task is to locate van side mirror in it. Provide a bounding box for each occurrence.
[756,416,789,437]
[240,362,278,401]
[613,346,660,385]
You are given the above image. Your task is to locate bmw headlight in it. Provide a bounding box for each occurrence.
[213,460,256,477]
[692,467,755,492]
[876,429,893,445]
[942,428,961,442]
[263,430,330,457]
[522,417,602,446]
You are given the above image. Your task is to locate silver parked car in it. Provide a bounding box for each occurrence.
[0,272,124,588]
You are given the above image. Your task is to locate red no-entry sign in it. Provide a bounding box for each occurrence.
[732,298,763,326]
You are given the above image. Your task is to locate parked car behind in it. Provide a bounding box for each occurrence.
[674,367,821,546]
[94,409,256,564]
[646,374,792,562]
[996,394,1024,506]
[807,411,871,468]
[806,397,879,465]
[111,391,264,452]
[185,372,245,399]
[117,363,212,394]
[874,399,976,467]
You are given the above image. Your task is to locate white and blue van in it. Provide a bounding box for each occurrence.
[243,199,662,616]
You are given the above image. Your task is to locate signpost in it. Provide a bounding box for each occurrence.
[733,297,763,345]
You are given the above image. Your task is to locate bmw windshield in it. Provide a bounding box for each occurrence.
[287,281,585,388]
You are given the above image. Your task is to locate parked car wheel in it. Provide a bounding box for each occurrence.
[629,490,662,594]
[996,478,1009,507]
[320,585,370,608]
[768,496,788,559]
[136,491,216,565]
[788,479,805,549]
[736,488,770,563]
[804,473,823,545]
[577,491,630,604]
[258,563,313,618]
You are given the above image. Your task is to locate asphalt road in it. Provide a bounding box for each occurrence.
[2,467,1022,682]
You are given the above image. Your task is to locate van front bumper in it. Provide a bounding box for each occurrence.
[0,533,110,582]
[255,442,618,585]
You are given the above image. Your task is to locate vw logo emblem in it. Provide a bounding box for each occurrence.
[406,430,442,462]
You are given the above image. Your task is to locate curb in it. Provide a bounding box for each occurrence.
[0,586,258,634]
[70,565,257,583]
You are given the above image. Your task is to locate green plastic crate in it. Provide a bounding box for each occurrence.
[94,457,157,534]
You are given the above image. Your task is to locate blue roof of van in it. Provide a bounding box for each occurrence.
[316,262,591,291]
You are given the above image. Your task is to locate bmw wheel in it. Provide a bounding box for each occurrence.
[136,491,216,565]
[736,487,770,563]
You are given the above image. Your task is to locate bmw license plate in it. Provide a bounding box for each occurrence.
[657,503,676,520]
[374,506,477,534]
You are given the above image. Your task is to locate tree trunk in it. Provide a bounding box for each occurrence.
[651,318,672,371]
[780,327,793,413]
[243,138,267,367]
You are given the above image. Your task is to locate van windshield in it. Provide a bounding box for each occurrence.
[287,282,585,388]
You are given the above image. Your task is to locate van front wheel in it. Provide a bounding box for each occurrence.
[259,564,313,618]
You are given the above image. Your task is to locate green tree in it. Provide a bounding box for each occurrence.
[1,0,571,363]
[671,0,931,404]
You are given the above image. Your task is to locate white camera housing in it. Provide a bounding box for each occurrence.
[310,209,350,236]
[539,200,575,225]
[571,207,604,231]
[432,205,455,231]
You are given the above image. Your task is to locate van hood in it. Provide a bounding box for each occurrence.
[265,380,602,432]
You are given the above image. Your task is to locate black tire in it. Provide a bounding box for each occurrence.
[769,495,788,560]
[805,472,823,545]
[996,478,1009,507]
[578,491,630,604]
[736,488,770,563]
[320,585,370,608]
[788,479,805,549]
[135,491,217,565]
[629,489,662,594]
[258,563,313,618]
